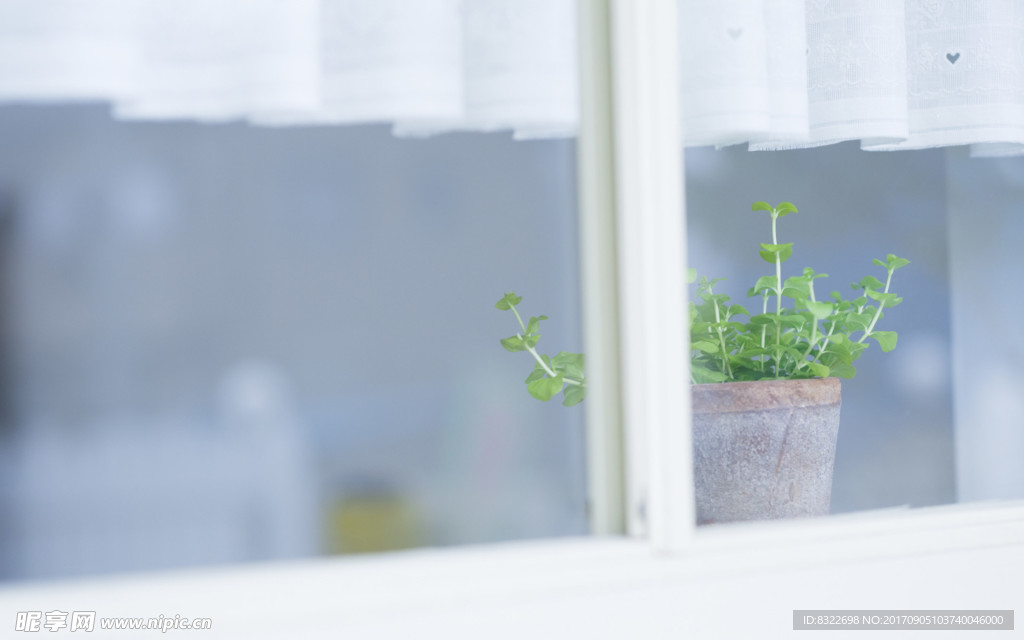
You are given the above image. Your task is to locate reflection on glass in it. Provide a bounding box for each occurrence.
[0,105,587,581]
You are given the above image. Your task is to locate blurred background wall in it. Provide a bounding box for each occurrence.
[947,150,1024,503]
[0,104,588,581]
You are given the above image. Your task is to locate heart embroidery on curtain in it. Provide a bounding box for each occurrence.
[946,52,961,64]
[727,27,743,39]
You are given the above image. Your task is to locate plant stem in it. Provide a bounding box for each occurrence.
[793,319,819,372]
[857,267,894,344]
[509,302,583,387]
[793,279,822,372]
[510,305,527,334]
[813,322,837,364]
[517,333,584,387]
[772,210,783,377]
[711,293,733,379]
[759,292,768,372]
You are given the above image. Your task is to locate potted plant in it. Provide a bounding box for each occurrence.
[497,201,909,525]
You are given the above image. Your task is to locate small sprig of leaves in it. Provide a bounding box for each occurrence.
[689,201,910,383]
[495,292,587,406]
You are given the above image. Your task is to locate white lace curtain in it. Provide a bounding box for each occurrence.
[1,0,1023,154]
[0,0,578,140]
[681,0,1024,157]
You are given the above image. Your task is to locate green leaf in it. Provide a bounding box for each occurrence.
[855,275,885,291]
[525,315,548,336]
[686,268,697,283]
[727,304,750,318]
[551,351,585,380]
[873,258,887,268]
[527,375,564,401]
[866,290,902,307]
[779,345,805,362]
[777,314,807,327]
[562,384,586,406]
[524,363,547,384]
[781,287,808,302]
[783,274,812,295]
[805,361,830,378]
[734,347,769,359]
[848,342,868,361]
[828,362,857,379]
[747,275,778,296]
[692,340,719,354]
[524,334,540,348]
[495,291,522,310]
[700,292,731,305]
[886,254,911,270]
[805,300,833,320]
[691,321,714,334]
[775,202,798,217]
[501,335,527,352]
[821,339,853,364]
[840,312,871,331]
[870,330,898,352]
[752,201,772,212]
[691,365,729,383]
[759,243,794,263]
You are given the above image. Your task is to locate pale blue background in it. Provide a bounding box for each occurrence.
[0,105,588,581]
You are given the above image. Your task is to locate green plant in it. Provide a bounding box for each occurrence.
[498,200,909,400]
[495,292,586,406]
[689,201,909,383]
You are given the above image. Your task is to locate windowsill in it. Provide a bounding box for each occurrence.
[2,500,1022,638]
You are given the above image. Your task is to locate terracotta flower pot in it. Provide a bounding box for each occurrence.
[691,377,841,525]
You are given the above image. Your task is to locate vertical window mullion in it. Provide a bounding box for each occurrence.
[609,0,694,551]
[577,0,627,536]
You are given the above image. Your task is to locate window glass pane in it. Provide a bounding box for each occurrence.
[0,105,587,581]
[947,150,1024,502]
[685,143,955,516]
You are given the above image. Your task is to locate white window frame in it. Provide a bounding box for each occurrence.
[2,1,1023,636]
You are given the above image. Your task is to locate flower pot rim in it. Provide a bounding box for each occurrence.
[690,377,841,414]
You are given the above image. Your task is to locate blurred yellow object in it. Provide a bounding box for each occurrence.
[327,494,422,555]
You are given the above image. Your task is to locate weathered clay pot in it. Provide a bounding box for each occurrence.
[691,377,841,525]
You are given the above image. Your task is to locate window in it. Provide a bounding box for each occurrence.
[0,104,588,581]
[603,0,1024,553]
[1,3,1023,637]
[946,150,1024,502]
